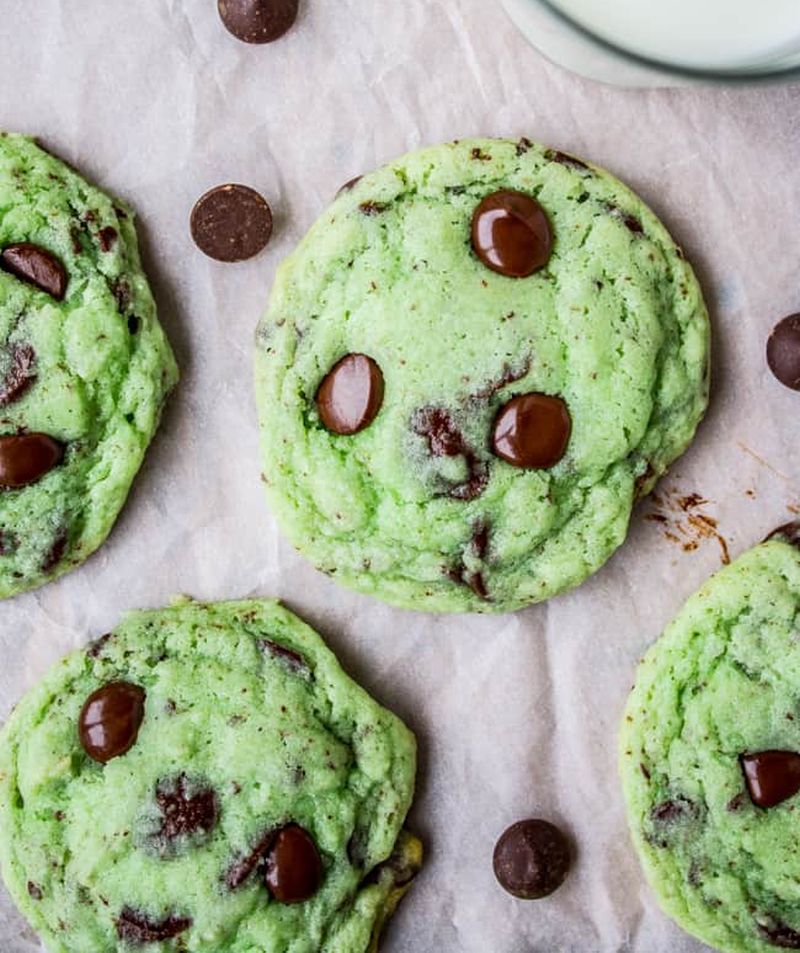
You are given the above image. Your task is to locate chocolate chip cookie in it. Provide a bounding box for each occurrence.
[0,598,420,951]
[254,138,710,613]
[0,133,178,598]
[621,529,800,951]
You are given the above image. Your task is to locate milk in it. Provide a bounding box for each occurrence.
[547,0,800,71]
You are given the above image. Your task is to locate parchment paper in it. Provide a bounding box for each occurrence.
[1,2,799,951]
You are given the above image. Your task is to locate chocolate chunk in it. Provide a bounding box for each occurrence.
[471,191,552,278]
[337,175,362,197]
[116,908,192,944]
[491,393,571,469]
[98,226,118,252]
[412,408,488,502]
[767,315,800,390]
[265,824,323,904]
[225,828,277,889]
[492,819,571,899]
[78,681,146,763]
[741,751,800,808]
[258,638,310,675]
[0,345,36,407]
[472,521,489,559]
[467,571,488,600]
[545,149,590,171]
[359,200,390,216]
[27,881,42,900]
[151,775,219,853]
[0,243,67,300]
[0,433,64,488]
[515,137,533,156]
[190,184,273,263]
[218,0,299,43]
[316,354,384,435]
[759,919,800,948]
[766,522,800,548]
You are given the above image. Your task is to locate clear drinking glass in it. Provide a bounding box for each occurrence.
[503,0,800,86]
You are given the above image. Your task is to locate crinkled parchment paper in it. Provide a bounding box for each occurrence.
[1,2,799,950]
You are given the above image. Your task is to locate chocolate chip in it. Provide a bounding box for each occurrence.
[98,226,118,252]
[41,531,68,573]
[127,315,140,334]
[412,407,488,502]
[472,521,489,560]
[544,149,590,171]
[358,200,389,216]
[767,315,800,390]
[766,522,800,548]
[650,798,693,824]
[492,819,571,900]
[471,191,552,278]
[112,278,131,312]
[337,175,362,197]
[491,393,571,469]
[265,824,323,904]
[607,204,644,235]
[467,571,488,600]
[149,775,219,855]
[0,345,36,407]
[27,881,42,900]
[257,638,310,675]
[316,354,384,435]
[78,681,146,763]
[758,918,800,948]
[190,184,273,263]
[0,433,64,488]
[741,751,800,808]
[218,0,298,43]
[515,137,532,156]
[115,908,192,944]
[225,828,277,889]
[86,633,112,659]
[0,243,67,300]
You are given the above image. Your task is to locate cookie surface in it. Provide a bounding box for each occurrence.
[621,532,800,952]
[0,133,178,598]
[254,138,709,613]
[0,599,420,952]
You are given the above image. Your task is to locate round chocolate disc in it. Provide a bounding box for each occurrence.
[264,824,323,903]
[218,0,299,44]
[0,433,64,488]
[78,681,146,763]
[316,354,384,435]
[471,190,552,278]
[493,819,571,900]
[767,314,800,390]
[491,393,571,469]
[190,184,273,263]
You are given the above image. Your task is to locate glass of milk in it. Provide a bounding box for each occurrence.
[503,0,800,85]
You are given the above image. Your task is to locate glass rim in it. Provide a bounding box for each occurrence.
[535,0,800,82]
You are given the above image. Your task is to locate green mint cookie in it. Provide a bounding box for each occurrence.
[621,528,800,952]
[0,598,420,951]
[0,133,178,598]
[254,138,709,614]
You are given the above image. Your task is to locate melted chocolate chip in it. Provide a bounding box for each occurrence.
[412,407,488,502]
[218,0,299,43]
[467,572,488,600]
[0,345,36,407]
[607,205,644,235]
[265,824,323,904]
[766,522,800,548]
[741,751,800,808]
[116,908,192,944]
[491,393,571,469]
[78,681,146,763]
[41,531,68,573]
[27,881,42,900]
[493,819,571,899]
[359,201,389,216]
[225,829,277,889]
[471,359,531,400]
[767,315,800,390]
[98,226,118,252]
[0,433,64,488]
[190,184,273,262]
[316,354,384,436]
[112,278,131,312]
[471,191,552,278]
[258,638,310,675]
[0,243,67,300]
[759,919,800,948]
[545,149,590,171]
[153,775,219,850]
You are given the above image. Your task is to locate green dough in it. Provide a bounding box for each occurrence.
[0,598,420,952]
[254,138,709,614]
[0,133,178,598]
[620,533,800,952]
